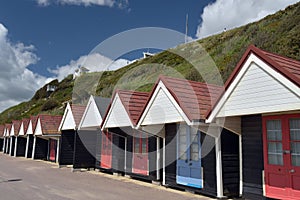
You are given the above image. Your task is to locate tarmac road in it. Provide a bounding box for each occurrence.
[0,154,211,200]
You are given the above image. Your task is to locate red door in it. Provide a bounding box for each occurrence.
[49,139,57,162]
[263,114,300,200]
[101,131,112,169]
[133,132,148,176]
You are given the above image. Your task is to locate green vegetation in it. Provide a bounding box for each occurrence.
[0,2,299,124]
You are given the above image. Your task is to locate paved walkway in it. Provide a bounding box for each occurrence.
[0,154,212,200]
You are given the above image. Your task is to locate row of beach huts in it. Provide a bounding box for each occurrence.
[0,45,299,200]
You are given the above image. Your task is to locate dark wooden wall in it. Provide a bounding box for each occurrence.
[164,123,218,197]
[5,138,10,154]
[95,130,102,169]
[242,115,265,199]
[0,138,3,152]
[10,137,15,156]
[34,137,48,160]
[16,137,27,157]
[221,128,240,197]
[59,130,75,165]
[26,135,34,158]
[73,130,98,169]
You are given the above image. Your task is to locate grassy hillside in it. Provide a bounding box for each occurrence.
[0,2,299,124]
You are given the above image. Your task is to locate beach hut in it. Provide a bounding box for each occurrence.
[206,45,300,200]
[137,75,240,198]
[58,103,86,166]
[74,96,110,169]
[25,116,38,158]
[32,114,62,162]
[0,125,4,151]
[9,120,22,157]
[101,90,158,179]
[3,124,12,154]
[14,118,30,157]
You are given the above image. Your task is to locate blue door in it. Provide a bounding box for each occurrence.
[176,124,202,188]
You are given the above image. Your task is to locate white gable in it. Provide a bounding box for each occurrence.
[138,81,189,127]
[79,97,102,129]
[26,120,33,135]
[103,94,133,128]
[10,126,14,136]
[19,122,25,136]
[59,103,76,131]
[34,119,43,136]
[208,54,300,121]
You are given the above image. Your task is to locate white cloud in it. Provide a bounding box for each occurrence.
[0,23,49,112]
[196,0,299,38]
[36,0,128,8]
[49,53,130,81]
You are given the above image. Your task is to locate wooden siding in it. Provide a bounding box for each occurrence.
[109,128,127,173]
[80,100,102,129]
[218,63,300,117]
[10,137,15,156]
[221,129,240,197]
[34,137,48,160]
[242,115,265,199]
[106,96,132,128]
[73,130,98,169]
[26,135,34,158]
[59,130,75,165]
[0,139,3,152]
[142,88,184,126]
[95,130,102,169]
[16,137,26,157]
[164,123,217,197]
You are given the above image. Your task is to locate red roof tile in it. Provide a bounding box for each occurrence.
[12,120,22,136]
[38,114,63,135]
[118,90,150,125]
[71,104,86,127]
[144,76,223,121]
[5,124,12,134]
[0,125,4,137]
[206,45,300,119]
[30,116,38,133]
[22,118,30,135]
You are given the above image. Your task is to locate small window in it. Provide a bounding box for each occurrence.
[266,120,283,165]
[290,119,300,166]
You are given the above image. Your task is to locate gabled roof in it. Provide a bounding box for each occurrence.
[137,75,223,126]
[37,114,63,135]
[22,118,30,134]
[4,124,12,137]
[71,104,86,127]
[0,125,4,138]
[11,120,22,136]
[94,96,111,117]
[206,45,300,121]
[30,116,38,133]
[101,90,150,128]
[224,45,300,91]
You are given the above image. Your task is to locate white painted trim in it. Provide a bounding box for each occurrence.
[14,137,18,157]
[101,94,134,129]
[239,135,243,196]
[32,136,36,159]
[25,135,29,158]
[59,103,76,131]
[156,136,160,180]
[137,81,191,127]
[207,53,300,123]
[262,170,266,196]
[56,138,60,163]
[124,137,127,172]
[215,134,224,198]
[9,137,13,155]
[162,137,166,186]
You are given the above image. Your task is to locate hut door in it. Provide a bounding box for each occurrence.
[49,139,57,162]
[101,131,112,169]
[133,132,148,175]
[263,114,300,200]
[177,124,202,188]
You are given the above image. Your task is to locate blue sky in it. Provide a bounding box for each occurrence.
[0,0,298,112]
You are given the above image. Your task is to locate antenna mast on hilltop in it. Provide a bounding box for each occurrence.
[185,14,188,43]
